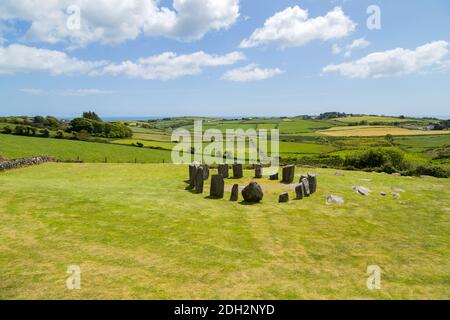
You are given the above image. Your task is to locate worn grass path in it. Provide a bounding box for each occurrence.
[0,163,449,299]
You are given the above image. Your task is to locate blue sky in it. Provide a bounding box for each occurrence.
[0,0,449,118]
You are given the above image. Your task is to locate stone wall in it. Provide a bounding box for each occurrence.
[0,156,54,172]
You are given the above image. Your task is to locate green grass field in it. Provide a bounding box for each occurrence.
[0,134,172,163]
[0,163,448,299]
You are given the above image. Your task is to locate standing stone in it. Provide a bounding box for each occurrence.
[230,184,239,201]
[255,164,262,179]
[301,177,310,197]
[194,167,204,194]
[210,175,225,199]
[282,165,295,183]
[187,164,198,190]
[269,173,279,181]
[242,182,264,203]
[233,163,243,179]
[203,165,210,180]
[279,193,289,203]
[295,183,304,200]
[308,173,317,194]
[218,164,229,179]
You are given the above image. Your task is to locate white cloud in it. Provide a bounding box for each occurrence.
[333,38,370,57]
[101,51,246,80]
[222,64,284,82]
[60,89,115,96]
[0,0,240,47]
[1,44,244,80]
[0,44,106,75]
[240,6,355,49]
[322,41,449,78]
[20,88,46,95]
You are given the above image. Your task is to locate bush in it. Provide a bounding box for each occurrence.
[2,125,12,134]
[344,148,410,172]
[55,130,64,139]
[40,129,50,138]
[408,165,449,178]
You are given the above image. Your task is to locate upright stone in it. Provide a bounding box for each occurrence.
[242,182,264,203]
[254,164,262,179]
[194,167,204,194]
[308,173,317,194]
[279,193,289,203]
[233,163,243,179]
[295,183,304,200]
[210,175,225,199]
[187,164,198,190]
[301,177,311,197]
[282,165,295,183]
[203,165,210,180]
[230,184,239,201]
[218,164,229,179]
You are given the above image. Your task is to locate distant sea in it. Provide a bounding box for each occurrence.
[59,115,449,121]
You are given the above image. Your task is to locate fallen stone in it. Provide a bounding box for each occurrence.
[230,184,239,201]
[380,192,387,196]
[269,173,279,180]
[352,186,372,196]
[327,194,344,204]
[282,165,295,183]
[242,181,264,203]
[210,175,225,199]
[279,193,289,203]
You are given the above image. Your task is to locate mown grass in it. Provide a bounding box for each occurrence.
[0,134,172,163]
[0,163,448,299]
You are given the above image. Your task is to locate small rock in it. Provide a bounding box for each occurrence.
[392,173,401,176]
[392,193,401,199]
[269,173,279,180]
[393,188,406,193]
[335,171,345,176]
[380,192,387,196]
[279,193,289,203]
[327,194,344,204]
[352,186,372,196]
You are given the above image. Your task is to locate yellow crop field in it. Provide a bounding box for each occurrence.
[320,126,450,137]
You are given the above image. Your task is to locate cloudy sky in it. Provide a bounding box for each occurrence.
[0,0,449,117]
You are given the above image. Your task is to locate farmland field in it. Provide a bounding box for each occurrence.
[0,134,172,163]
[0,163,448,299]
[320,126,450,137]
